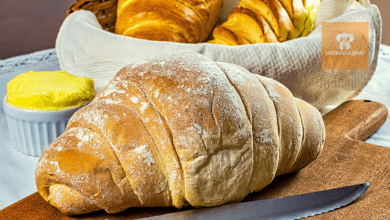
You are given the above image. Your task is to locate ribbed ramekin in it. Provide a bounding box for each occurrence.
[2,97,86,157]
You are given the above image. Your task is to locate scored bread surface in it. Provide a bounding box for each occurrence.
[36,52,325,215]
[210,0,321,45]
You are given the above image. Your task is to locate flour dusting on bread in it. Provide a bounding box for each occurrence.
[133,145,156,167]
[35,52,325,215]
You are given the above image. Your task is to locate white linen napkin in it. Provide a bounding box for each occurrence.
[55,0,381,111]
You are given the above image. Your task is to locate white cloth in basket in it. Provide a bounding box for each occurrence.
[55,0,381,111]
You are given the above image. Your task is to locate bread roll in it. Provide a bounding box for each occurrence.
[209,0,321,45]
[36,52,325,215]
[115,0,224,43]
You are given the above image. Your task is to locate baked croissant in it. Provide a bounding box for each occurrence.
[114,0,224,43]
[35,52,325,215]
[208,0,321,45]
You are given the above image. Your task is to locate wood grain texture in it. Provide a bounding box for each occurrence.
[0,99,388,219]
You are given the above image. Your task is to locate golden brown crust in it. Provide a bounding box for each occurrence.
[211,25,250,45]
[209,0,321,45]
[93,74,186,208]
[221,7,266,44]
[263,0,294,41]
[285,98,325,173]
[216,63,279,193]
[259,16,280,43]
[255,75,303,176]
[36,52,325,215]
[36,127,140,214]
[115,0,223,43]
[239,0,281,37]
[279,0,293,17]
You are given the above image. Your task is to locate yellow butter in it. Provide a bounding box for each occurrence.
[6,70,95,111]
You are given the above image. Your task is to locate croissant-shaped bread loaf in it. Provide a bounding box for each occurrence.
[208,0,321,45]
[36,52,325,215]
[114,0,224,43]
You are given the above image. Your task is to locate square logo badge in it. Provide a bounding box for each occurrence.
[322,22,369,69]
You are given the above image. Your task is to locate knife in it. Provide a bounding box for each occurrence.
[139,183,370,220]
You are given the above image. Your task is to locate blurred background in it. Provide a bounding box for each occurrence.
[0,0,388,59]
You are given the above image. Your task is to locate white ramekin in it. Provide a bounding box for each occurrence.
[3,97,87,157]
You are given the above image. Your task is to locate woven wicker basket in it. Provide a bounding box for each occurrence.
[67,0,118,33]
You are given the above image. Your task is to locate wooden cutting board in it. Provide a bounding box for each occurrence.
[0,100,388,220]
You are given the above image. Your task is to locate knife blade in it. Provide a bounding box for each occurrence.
[139,183,370,220]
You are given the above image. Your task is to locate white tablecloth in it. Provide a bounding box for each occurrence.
[0,46,389,210]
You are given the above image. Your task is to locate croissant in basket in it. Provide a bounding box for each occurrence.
[114,0,224,43]
[35,52,325,215]
[209,0,321,45]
